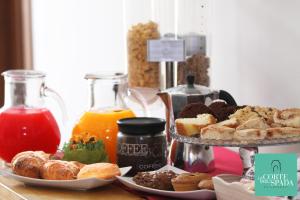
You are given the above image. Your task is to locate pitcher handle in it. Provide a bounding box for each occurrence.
[129,88,150,117]
[41,85,68,125]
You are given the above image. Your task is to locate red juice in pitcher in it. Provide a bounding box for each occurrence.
[0,107,61,162]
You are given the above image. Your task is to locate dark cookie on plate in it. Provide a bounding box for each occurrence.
[178,103,213,118]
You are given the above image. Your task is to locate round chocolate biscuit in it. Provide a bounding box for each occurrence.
[178,103,213,118]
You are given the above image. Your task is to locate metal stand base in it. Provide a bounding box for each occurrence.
[239,147,258,180]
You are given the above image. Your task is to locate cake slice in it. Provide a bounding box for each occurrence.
[234,129,266,141]
[273,109,300,128]
[216,118,239,128]
[266,127,300,139]
[236,117,269,130]
[175,114,217,136]
[200,125,235,140]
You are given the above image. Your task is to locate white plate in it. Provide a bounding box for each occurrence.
[116,165,216,200]
[0,166,131,190]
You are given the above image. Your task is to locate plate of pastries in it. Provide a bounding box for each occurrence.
[0,151,131,190]
[174,101,300,146]
[116,165,215,200]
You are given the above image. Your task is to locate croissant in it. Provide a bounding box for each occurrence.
[12,151,49,178]
[41,160,80,180]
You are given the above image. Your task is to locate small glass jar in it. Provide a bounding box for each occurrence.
[117,117,167,176]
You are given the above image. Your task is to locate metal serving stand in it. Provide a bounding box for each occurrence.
[170,126,300,179]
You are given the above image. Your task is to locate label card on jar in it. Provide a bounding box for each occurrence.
[147,39,185,62]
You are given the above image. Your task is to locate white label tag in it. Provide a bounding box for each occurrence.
[147,39,185,62]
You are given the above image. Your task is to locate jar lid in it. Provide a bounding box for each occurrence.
[117,117,166,135]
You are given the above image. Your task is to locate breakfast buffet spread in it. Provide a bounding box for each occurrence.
[0,69,299,200]
[0,8,298,198]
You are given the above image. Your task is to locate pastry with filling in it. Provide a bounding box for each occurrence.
[200,125,235,140]
[171,173,211,191]
[198,179,214,190]
[77,163,120,180]
[273,109,300,128]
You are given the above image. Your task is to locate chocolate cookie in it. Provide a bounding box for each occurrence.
[208,101,227,112]
[208,101,246,121]
[178,103,213,118]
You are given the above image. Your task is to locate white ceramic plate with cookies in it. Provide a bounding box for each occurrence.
[116,165,216,200]
[0,166,131,190]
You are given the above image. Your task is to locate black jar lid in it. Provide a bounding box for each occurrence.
[117,117,166,135]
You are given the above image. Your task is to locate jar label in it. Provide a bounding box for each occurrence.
[118,143,163,158]
[147,39,185,62]
[117,141,167,175]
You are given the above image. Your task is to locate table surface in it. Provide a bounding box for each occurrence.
[0,175,142,200]
[0,147,243,200]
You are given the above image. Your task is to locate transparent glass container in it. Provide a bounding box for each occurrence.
[0,70,66,162]
[71,72,147,163]
[176,0,211,86]
[123,0,176,89]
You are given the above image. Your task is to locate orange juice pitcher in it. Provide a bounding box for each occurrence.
[71,73,147,163]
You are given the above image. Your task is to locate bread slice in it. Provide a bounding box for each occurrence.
[175,114,217,136]
[273,109,300,128]
[236,118,269,130]
[266,127,300,139]
[234,129,266,141]
[200,125,235,140]
[216,118,239,128]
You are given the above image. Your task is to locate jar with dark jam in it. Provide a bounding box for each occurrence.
[117,117,167,176]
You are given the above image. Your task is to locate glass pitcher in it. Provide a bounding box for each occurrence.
[71,72,147,163]
[0,70,66,162]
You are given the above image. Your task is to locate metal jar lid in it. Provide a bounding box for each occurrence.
[117,117,166,135]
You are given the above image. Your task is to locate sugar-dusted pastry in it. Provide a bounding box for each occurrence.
[70,161,85,169]
[273,109,300,128]
[12,155,47,178]
[234,129,267,141]
[171,173,211,191]
[12,151,50,178]
[198,179,214,190]
[11,151,50,165]
[200,125,235,140]
[41,160,80,180]
[175,114,217,136]
[236,118,269,130]
[266,127,300,139]
[77,163,120,180]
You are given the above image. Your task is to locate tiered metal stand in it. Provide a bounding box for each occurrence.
[170,126,300,179]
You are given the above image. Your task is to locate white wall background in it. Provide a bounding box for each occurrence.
[32,0,300,148]
[32,0,125,144]
[211,0,300,109]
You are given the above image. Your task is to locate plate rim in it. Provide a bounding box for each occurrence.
[0,166,132,184]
